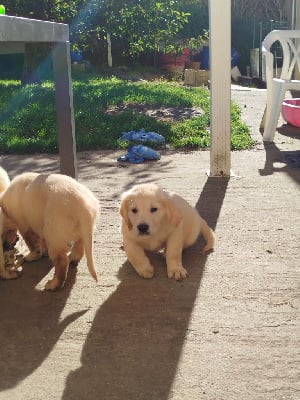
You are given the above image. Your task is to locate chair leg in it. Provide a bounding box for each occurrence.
[263,85,286,142]
[260,106,266,131]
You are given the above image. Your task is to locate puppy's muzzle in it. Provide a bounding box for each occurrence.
[137,223,149,235]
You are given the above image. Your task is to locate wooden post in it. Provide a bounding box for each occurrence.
[107,33,112,67]
[209,0,231,176]
[52,42,78,178]
[295,0,300,79]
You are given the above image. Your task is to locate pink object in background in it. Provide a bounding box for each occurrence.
[281,98,300,128]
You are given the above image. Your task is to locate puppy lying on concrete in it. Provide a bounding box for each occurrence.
[120,183,215,280]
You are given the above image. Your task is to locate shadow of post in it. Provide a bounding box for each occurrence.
[195,177,229,230]
[62,177,229,400]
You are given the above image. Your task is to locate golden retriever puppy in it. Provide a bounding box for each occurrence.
[0,166,10,193]
[120,183,215,280]
[0,166,19,279]
[0,209,6,278]
[0,166,18,250]
[0,208,18,279]
[0,172,99,290]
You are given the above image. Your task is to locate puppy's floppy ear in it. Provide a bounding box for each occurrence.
[119,195,133,230]
[162,196,182,227]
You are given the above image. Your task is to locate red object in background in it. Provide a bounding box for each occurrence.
[160,48,191,67]
[281,98,300,128]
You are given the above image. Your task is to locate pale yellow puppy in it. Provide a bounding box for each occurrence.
[0,166,18,249]
[120,183,216,280]
[0,166,18,279]
[0,172,99,290]
[0,208,12,279]
[0,166,10,193]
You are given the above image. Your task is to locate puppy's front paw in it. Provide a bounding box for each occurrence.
[0,269,19,280]
[134,264,154,279]
[45,276,65,291]
[203,244,214,253]
[167,265,188,280]
[25,251,42,262]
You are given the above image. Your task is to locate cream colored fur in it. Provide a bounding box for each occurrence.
[0,166,18,279]
[0,208,7,279]
[120,183,215,280]
[0,172,99,290]
[0,166,10,193]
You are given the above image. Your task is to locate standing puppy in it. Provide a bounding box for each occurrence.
[120,183,215,280]
[0,172,99,290]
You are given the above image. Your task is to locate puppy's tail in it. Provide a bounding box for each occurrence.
[80,207,98,282]
[201,218,216,253]
[83,229,98,282]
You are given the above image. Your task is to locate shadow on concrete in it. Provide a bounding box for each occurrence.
[259,142,300,185]
[195,177,229,230]
[61,177,228,400]
[0,260,86,391]
[85,159,175,193]
[0,154,59,177]
[0,152,175,196]
[277,123,300,140]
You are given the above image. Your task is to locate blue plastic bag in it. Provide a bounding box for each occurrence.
[117,145,161,164]
[118,128,165,145]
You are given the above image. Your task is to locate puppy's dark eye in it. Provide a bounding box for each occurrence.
[150,207,158,213]
[131,208,138,214]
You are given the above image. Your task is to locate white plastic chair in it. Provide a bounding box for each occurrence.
[260,30,300,142]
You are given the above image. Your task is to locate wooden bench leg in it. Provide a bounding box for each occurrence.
[52,42,77,179]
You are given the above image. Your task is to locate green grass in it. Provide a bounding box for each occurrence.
[0,75,254,154]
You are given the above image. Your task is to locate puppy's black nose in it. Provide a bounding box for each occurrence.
[137,223,149,234]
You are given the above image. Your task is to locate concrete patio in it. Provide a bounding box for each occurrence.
[0,86,299,400]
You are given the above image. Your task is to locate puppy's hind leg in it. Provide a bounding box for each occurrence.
[69,239,84,268]
[200,218,216,253]
[45,248,69,291]
[23,230,44,262]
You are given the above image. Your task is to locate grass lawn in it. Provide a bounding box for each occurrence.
[0,74,254,154]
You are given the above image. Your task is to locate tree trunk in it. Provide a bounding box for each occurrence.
[107,33,112,67]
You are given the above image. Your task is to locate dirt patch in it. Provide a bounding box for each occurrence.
[105,102,204,122]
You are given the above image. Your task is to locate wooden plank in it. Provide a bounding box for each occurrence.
[52,42,78,178]
[0,16,68,42]
[209,0,231,176]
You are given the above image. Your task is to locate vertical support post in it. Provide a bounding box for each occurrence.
[295,0,300,29]
[107,33,113,67]
[295,0,300,79]
[209,0,231,176]
[52,41,77,178]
